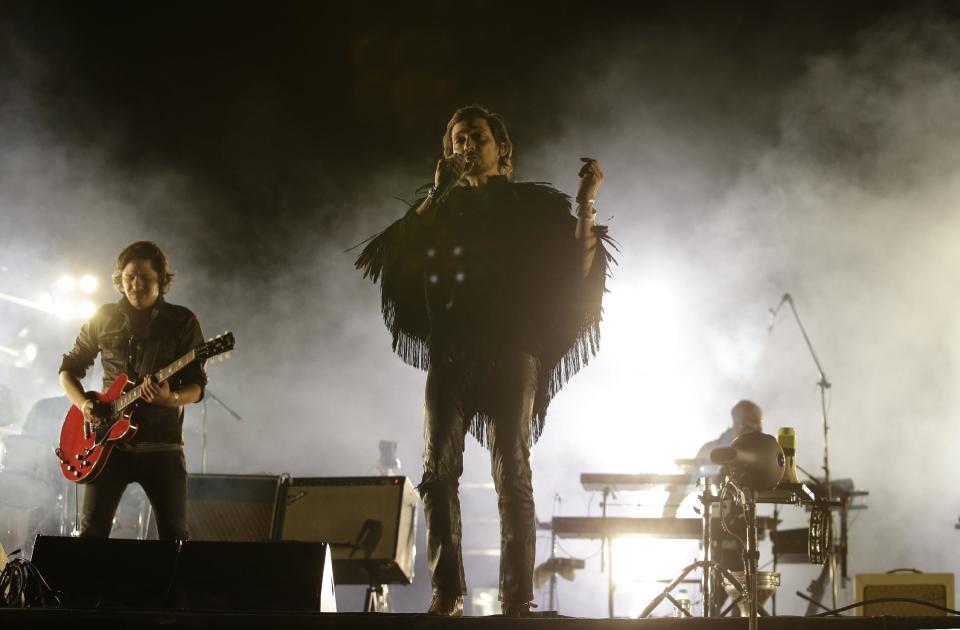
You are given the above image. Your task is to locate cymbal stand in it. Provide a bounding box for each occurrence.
[701,476,716,616]
[733,483,761,630]
[639,477,745,619]
[640,558,745,618]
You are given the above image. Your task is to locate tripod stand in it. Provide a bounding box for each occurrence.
[640,478,750,619]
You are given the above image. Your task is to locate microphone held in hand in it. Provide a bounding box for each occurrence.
[434,156,476,203]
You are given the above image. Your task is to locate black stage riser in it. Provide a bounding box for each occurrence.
[2,611,960,630]
[29,536,336,612]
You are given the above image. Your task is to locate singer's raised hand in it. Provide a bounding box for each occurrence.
[577,157,604,202]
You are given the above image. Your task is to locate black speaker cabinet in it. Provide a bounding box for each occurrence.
[275,476,418,585]
[30,535,179,608]
[174,540,336,612]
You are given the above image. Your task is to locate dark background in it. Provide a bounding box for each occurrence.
[3,0,946,270]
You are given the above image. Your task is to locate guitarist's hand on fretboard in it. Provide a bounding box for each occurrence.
[141,374,174,406]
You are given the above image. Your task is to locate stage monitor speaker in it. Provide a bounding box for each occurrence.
[275,476,418,586]
[854,572,955,616]
[147,473,284,541]
[173,540,336,612]
[30,535,179,608]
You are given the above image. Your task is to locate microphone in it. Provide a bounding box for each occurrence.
[435,156,475,204]
[767,293,791,333]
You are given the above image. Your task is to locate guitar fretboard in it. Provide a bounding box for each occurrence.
[114,349,197,412]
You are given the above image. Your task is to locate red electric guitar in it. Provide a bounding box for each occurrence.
[56,332,235,483]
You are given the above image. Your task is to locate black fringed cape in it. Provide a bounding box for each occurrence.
[355,177,615,445]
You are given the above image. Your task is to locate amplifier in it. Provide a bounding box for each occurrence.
[855,572,955,616]
[147,473,284,541]
[186,474,283,541]
[275,476,418,585]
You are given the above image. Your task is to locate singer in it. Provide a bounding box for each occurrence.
[355,104,614,616]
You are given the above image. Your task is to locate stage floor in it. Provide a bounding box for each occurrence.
[3,610,960,630]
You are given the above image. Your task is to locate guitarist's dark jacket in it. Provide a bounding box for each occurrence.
[59,297,207,448]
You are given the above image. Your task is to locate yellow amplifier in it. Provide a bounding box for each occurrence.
[854,572,955,616]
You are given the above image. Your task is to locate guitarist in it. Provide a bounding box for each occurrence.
[58,241,207,540]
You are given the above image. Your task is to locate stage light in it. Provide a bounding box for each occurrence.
[612,536,700,586]
[77,300,96,319]
[610,536,701,617]
[23,343,37,362]
[583,273,695,472]
[79,275,98,293]
[17,327,28,339]
[53,299,75,320]
[56,275,77,294]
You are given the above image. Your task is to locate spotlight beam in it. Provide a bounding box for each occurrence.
[0,292,54,313]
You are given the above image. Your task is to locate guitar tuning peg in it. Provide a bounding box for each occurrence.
[217,355,223,363]
[225,352,232,360]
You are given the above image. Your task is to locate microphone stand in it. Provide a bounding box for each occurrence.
[770,293,838,608]
[200,388,243,473]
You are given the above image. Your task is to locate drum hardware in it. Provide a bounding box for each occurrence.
[723,570,780,617]
[639,477,742,618]
[808,504,832,565]
[575,464,861,618]
[642,431,789,626]
[0,434,57,510]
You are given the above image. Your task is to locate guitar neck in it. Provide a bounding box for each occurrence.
[115,349,197,412]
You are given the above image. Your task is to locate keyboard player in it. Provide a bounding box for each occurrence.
[662,399,763,519]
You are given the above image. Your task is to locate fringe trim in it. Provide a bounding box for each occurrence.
[386,312,431,370]
[466,227,618,448]
[355,212,433,371]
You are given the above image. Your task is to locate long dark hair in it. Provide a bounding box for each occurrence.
[112,241,175,295]
[441,104,514,178]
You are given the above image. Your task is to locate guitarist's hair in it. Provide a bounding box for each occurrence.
[112,241,176,294]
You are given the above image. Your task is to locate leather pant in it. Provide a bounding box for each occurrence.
[80,449,189,540]
[418,350,538,603]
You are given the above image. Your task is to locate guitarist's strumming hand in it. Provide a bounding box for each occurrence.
[141,374,177,406]
[80,398,109,439]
